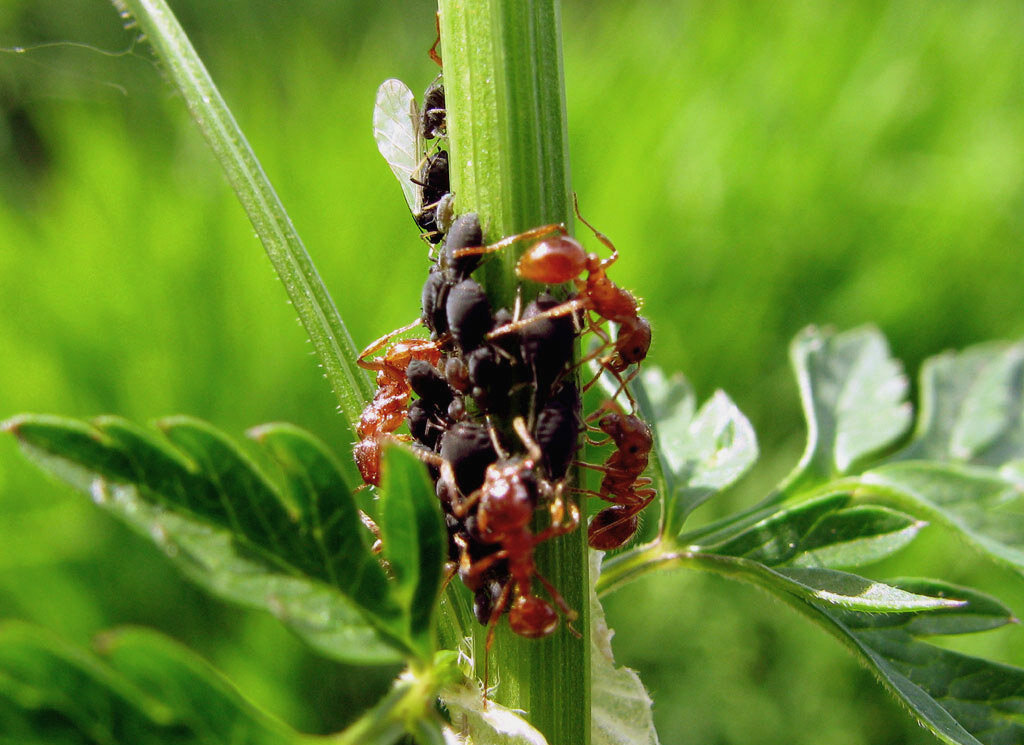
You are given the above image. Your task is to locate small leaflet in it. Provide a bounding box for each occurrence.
[441,683,549,745]
[373,78,421,214]
[590,553,660,745]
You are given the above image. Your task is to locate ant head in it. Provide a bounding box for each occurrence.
[516,236,587,284]
[598,411,625,438]
[508,595,559,638]
[615,316,652,366]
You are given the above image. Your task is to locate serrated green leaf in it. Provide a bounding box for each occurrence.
[636,367,758,536]
[377,444,447,662]
[862,460,1024,573]
[247,423,396,630]
[774,567,964,612]
[789,504,925,568]
[786,326,912,491]
[5,414,406,665]
[701,492,923,569]
[589,553,658,745]
[709,553,1022,745]
[97,627,315,744]
[718,556,965,613]
[801,586,1023,745]
[895,341,1024,466]
[0,622,310,744]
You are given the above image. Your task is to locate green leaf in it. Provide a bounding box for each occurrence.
[441,684,550,745]
[800,585,1024,745]
[785,326,912,491]
[772,567,964,613]
[377,444,447,662]
[97,628,314,744]
[862,460,1024,573]
[706,549,1022,745]
[5,414,405,665]
[701,492,924,569]
[0,622,309,744]
[247,423,397,630]
[895,341,1024,467]
[715,556,965,614]
[789,504,926,568]
[636,367,758,536]
[589,554,658,745]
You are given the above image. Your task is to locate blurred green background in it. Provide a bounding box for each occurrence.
[2,1,1024,743]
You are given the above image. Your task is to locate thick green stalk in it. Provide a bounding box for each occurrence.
[440,2,590,744]
[109,0,374,439]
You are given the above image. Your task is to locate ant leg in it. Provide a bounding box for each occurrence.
[533,571,577,621]
[453,223,568,259]
[571,317,614,372]
[484,415,510,460]
[583,396,624,424]
[572,193,618,268]
[574,459,614,474]
[534,496,581,541]
[439,559,460,594]
[486,297,589,340]
[429,12,443,66]
[357,318,424,368]
[483,580,514,705]
[582,363,637,410]
[512,416,543,464]
[594,365,639,410]
[458,543,510,588]
[359,510,383,554]
[569,486,617,504]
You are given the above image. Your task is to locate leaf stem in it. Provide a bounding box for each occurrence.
[439,1,589,743]
[109,0,374,435]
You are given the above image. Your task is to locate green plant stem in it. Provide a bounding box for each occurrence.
[440,2,589,744]
[109,0,373,436]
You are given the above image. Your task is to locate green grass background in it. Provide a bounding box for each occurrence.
[2,1,1024,743]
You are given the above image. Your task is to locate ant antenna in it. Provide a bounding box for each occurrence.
[572,192,617,260]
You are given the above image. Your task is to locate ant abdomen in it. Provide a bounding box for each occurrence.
[508,595,559,639]
[516,236,587,285]
[588,505,639,551]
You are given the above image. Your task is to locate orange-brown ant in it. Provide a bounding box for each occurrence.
[419,418,579,694]
[575,404,656,550]
[454,197,651,405]
[354,320,441,486]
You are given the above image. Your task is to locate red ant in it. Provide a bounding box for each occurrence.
[354,319,441,486]
[575,404,655,550]
[454,196,651,406]
[425,418,579,695]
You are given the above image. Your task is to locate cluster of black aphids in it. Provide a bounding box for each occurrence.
[365,64,656,641]
[409,213,585,632]
[413,81,451,243]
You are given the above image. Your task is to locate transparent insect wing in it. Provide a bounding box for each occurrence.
[373,78,422,214]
